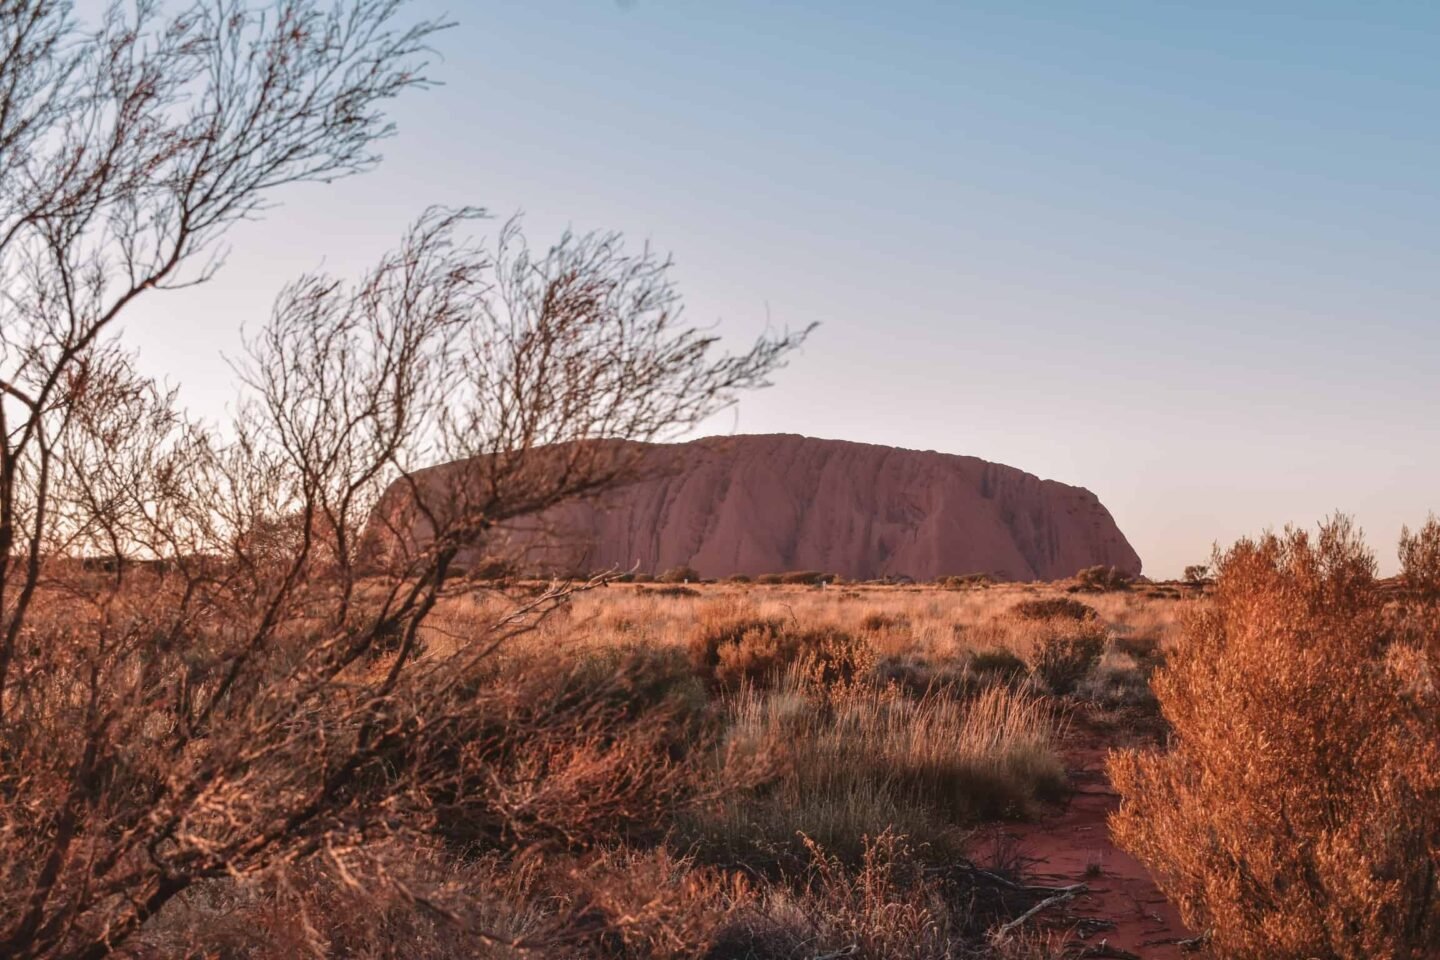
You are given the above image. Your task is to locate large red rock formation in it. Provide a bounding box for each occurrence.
[370,434,1141,582]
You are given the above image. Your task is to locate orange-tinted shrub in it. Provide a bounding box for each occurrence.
[424,647,726,853]
[688,618,864,691]
[936,573,994,590]
[1010,597,1098,622]
[1109,517,1440,960]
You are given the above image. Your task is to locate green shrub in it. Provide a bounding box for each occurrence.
[1074,654,1158,711]
[698,684,1065,873]
[871,654,972,697]
[1110,633,1163,662]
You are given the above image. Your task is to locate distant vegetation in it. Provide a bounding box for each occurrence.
[1070,564,1135,593]
[657,564,702,584]
[1010,596,1100,622]
[937,573,997,590]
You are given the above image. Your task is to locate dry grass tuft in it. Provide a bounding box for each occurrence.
[1024,625,1107,695]
[688,616,869,692]
[1009,597,1099,623]
[22,573,1186,958]
[696,676,1065,872]
[860,610,912,632]
[423,646,734,855]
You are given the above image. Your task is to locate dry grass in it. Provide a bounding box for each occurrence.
[1024,625,1106,695]
[1009,597,1099,623]
[695,676,1064,871]
[421,578,1187,663]
[97,576,1184,958]
[687,616,869,691]
[29,532,1432,958]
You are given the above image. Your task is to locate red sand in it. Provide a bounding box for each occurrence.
[986,734,1194,959]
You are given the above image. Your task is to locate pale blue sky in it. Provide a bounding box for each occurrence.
[124,1,1440,577]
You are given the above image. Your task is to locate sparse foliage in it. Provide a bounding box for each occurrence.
[1400,515,1440,600]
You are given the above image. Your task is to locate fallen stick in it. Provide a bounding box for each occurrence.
[1075,942,1141,960]
[994,883,1089,936]
[966,865,1091,896]
[1072,916,1117,932]
[1142,932,1211,953]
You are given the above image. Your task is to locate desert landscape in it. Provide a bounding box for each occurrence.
[9,524,1438,960]
[131,569,1201,958]
[1,1,1437,958]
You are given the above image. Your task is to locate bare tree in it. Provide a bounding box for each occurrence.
[0,0,442,713]
[0,4,807,957]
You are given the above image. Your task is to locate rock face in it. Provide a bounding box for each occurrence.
[372,434,1141,582]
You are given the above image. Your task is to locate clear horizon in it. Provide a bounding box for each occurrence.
[113,0,1440,578]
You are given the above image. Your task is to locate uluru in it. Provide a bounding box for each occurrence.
[369,434,1141,582]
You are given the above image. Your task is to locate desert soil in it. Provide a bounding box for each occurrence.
[991,720,1193,959]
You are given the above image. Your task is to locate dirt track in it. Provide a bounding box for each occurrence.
[990,727,1194,959]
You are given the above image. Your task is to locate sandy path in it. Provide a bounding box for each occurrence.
[987,733,1194,959]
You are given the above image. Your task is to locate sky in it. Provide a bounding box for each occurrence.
[118,0,1440,578]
